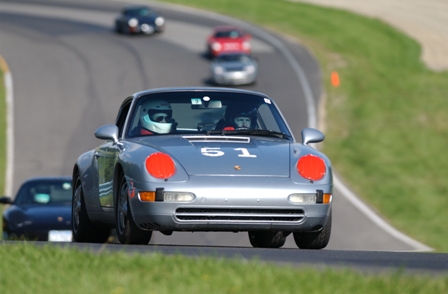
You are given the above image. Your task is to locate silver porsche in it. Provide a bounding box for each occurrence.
[210,52,258,86]
[72,87,333,248]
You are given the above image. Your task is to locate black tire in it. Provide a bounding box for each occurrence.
[205,45,214,59]
[115,173,152,244]
[293,210,332,249]
[114,21,122,34]
[248,231,287,248]
[72,172,110,243]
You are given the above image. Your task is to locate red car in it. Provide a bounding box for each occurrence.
[206,25,252,58]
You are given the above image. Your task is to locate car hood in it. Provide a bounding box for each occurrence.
[22,204,71,218]
[138,136,291,177]
[135,16,157,23]
[213,61,253,70]
[8,204,72,228]
[215,37,244,43]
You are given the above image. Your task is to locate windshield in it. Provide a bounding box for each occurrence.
[215,30,243,38]
[15,179,72,205]
[124,7,154,17]
[215,54,252,63]
[126,90,292,138]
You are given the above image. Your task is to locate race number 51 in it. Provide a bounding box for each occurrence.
[201,147,256,158]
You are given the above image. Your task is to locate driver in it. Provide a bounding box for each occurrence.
[232,114,252,129]
[222,109,257,130]
[132,100,173,135]
[214,105,258,131]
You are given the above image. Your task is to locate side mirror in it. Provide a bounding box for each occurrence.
[301,128,324,145]
[0,196,13,205]
[95,124,119,144]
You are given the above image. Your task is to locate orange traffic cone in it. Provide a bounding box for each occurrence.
[331,71,340,87]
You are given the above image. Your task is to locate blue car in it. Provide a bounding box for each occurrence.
[0,176,73,242]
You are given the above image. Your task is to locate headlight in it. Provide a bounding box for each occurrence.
[139,191,195,202]
[141,24,151,33]
[242,41,251,51]
[297,154,326,181]
[155,17,165,26]
[128,18,138,27]
[288,194,317,203]
[211,42,222,52]
[288,193,332,204]
[245,65,255,73]
[214,66,224,75]
[145,153,176,179]
[164,192,195,202]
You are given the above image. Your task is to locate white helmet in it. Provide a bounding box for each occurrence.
[140,100,172,134]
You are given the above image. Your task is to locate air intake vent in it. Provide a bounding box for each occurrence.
[175,207,305,223]
[183,136,250,143]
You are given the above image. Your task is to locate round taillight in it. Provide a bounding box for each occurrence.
[297,154,326,181]
[145,153,176,179]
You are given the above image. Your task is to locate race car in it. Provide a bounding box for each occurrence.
[114,5,165,35]
[210,52,258,86]
[1,176,73,242]
[72,87,333,249]
[206,25,251,58]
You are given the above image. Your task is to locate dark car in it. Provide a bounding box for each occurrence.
[0,176,73,241]
[114,5,165,35]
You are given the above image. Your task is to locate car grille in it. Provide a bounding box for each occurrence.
[174,207,305,222]
[226,66,245,72]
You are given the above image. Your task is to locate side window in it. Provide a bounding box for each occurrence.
[115,100,132,138]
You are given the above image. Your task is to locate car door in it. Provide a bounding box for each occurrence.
[97,98,132,208]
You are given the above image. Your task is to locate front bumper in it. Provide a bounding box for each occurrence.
[212,71,257,86]
[129,23,164,34]
[129,176,332,232]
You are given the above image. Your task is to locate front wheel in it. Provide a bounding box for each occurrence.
[115,173,152,244]
[293,210,332,249]
[72,172,110,243]
[248,231,286,248]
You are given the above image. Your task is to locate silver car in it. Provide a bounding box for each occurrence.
[72,87,333,248]
[210,52,258,86]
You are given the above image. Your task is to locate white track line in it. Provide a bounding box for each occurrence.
[0,55,14,197]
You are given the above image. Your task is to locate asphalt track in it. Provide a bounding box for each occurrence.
[0,0,430,251]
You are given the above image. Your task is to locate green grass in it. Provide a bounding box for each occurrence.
[0,243,446,294]
[155,0,448,252]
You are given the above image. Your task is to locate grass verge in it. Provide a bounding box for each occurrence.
[155,0,448,251]
[0,243,446,293]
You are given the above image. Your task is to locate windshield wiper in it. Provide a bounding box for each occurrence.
[206,129,291,139]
